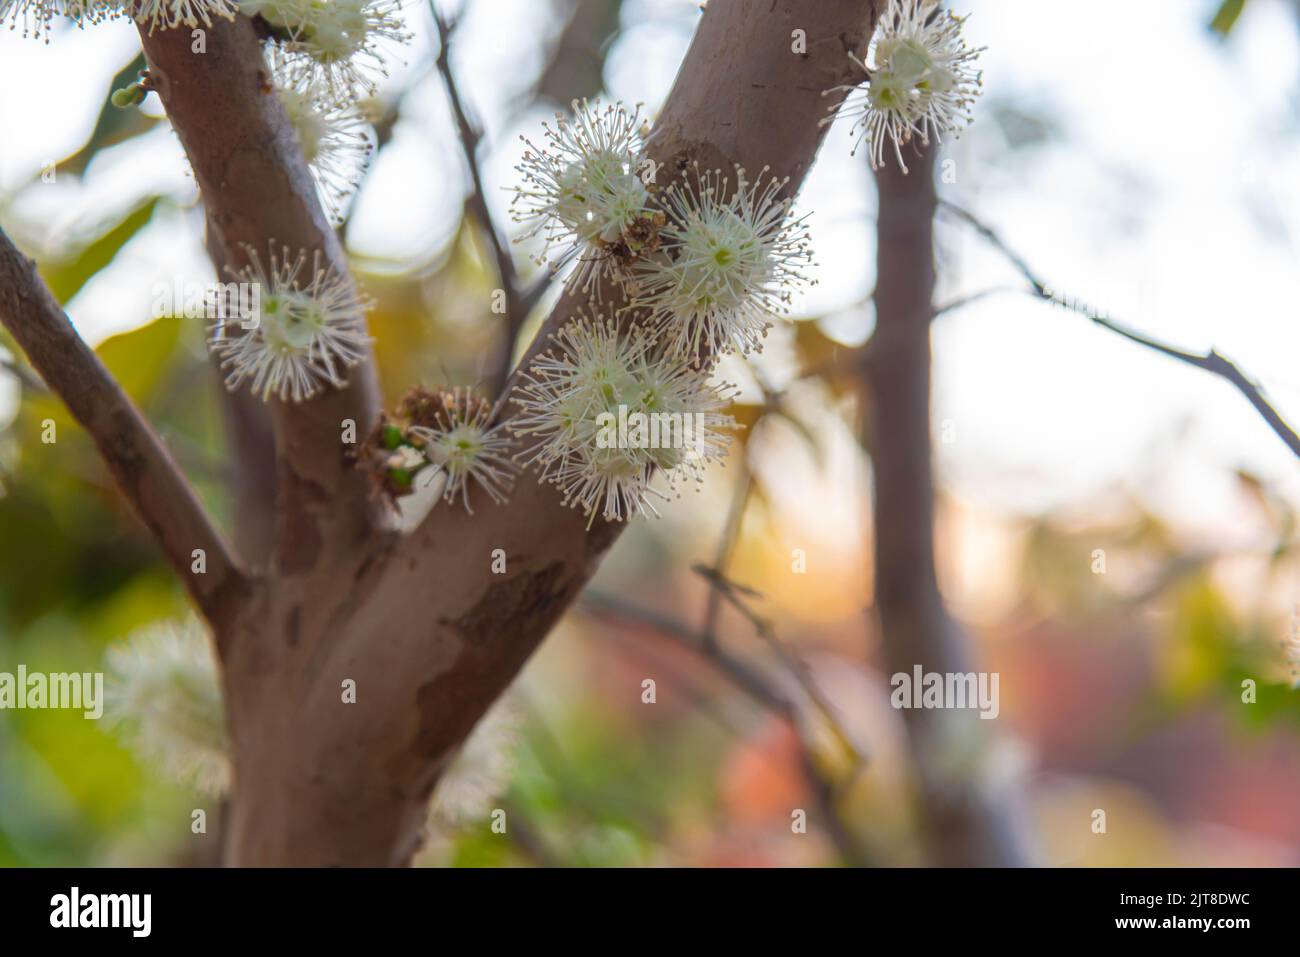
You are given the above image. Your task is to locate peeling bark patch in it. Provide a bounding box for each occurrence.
[288,466,332,506]
[275,468,327,574]
[449,561,568,640]
[276,512,322,574]
[408,562,570,763]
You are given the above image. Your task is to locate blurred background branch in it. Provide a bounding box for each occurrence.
[938,199,1300,462]
[0,351,48,394]
[431,2,547,398]
[581,589,872,865]
[869,148,1034,867]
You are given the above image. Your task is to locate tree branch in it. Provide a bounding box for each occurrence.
[138,19,385,576]
[582,591,789,713]
[407,0,875,555]
[0,229,248,624]
[929,284,1020,321]
[430,3,536,399]
[691,564,866,768]
[938,199,1300,461]
[700,464,754,650]
[580,590,872,865]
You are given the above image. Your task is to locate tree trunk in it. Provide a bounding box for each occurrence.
[867,147,1034,866]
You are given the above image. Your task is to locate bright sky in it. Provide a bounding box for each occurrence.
[0,0,1297,539]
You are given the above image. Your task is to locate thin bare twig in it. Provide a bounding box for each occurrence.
[692,377,857,767]
[431,3,539,399]
[583,591,787,712]
[700,464,754,649]
[0,351,48,393]
[338,65,434,246]
[938,198,1300,461]
[929,284,1021,321]
[431,7,514,290]
[691,564,864,769]
[580,590,872,865]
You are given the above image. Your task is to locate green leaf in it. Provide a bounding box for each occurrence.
[41,197,160,305]
[95,314,183,402]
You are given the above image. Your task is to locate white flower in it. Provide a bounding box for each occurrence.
[0,0,118,39]
[130,0,235,32]
[511,315,736,525]
[512,315,647,471]
[426,696,520,829]
[630,164,813,360]
[271,55,374,222]
[262,0,412,100]
[209,244,371,403]
[624,342,738,481]
[104,620,229,797]
[511,99,660,300]
[824,0,984,172]
[407,387,517,514]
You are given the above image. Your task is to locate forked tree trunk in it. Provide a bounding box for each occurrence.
[0,0,917,867]
[185,0,878,867]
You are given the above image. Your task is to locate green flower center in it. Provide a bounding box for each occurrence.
[261,292,324,354]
